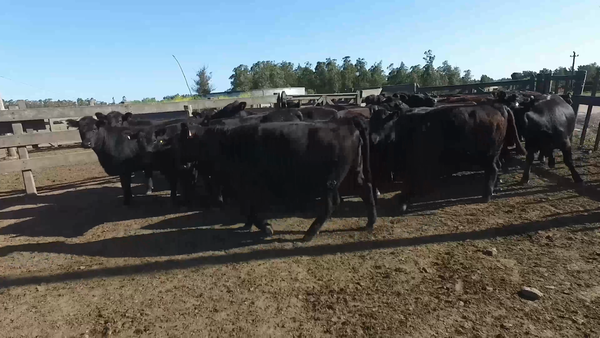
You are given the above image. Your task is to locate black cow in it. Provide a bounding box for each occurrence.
[208,101,248,120]
[66,116,191,205]
[369,102,525,212]
[208,108,303,126]
[396,93,437,108]
[508,93,582,184]
[363,94,387,105]
[174,117,377,241]
[298,106,340,121]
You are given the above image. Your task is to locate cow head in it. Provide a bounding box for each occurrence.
[67,116,106,149]
[369,108,398,145]
[95,111,126,127]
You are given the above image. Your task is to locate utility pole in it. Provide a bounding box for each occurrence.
[569,51,579,92]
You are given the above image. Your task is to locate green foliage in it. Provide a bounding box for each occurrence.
[194,66,214,96]
[480,74,494,83]
[228,57,388,94]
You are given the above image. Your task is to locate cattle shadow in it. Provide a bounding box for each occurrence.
[0,227,283,258]
[1,155,594,239]
[1,209,598,289]
[0,186,197,238]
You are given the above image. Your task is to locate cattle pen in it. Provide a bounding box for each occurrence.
[1,81,600,337]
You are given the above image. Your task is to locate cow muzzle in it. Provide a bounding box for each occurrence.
[82,141,92,148]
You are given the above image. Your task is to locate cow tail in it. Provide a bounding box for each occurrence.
[352,116,372,184]
[506,108,527,156]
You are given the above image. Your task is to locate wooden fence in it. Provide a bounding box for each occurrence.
[0,95,279,195]
[3,71,600,195]
[278,91,362,106]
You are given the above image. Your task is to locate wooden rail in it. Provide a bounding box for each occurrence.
[416,78,534,94]
[0,95,279,194]
[279,91,361,106]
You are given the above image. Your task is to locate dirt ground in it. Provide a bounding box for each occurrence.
[1,109,600,337]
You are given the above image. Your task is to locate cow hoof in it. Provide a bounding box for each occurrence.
[376,189,381,197]
[241,223,253,231]
[400,203,408,214]
[145,190,153,196]
[481,196,492,203]
[519,178,530,185]
[302,234,316,242]
[262,225,274,237]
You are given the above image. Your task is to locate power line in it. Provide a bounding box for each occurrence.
[0,75,44,90]
[172,55,193,96]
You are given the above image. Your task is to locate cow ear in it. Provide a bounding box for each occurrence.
[95,112,107,120]
[154,127,167,137]
[497,91,507,100]
[66,119,79,128]
[392,93,399,98]
[399,94,408,102]
[123,112,133,121]
[95,119,106,128]
[238,102,247,111]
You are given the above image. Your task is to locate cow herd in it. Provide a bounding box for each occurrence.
[66,91,581,241]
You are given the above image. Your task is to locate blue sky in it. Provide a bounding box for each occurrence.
[1,0,599,102]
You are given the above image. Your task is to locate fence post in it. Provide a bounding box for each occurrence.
[184,105,192,117]
[12,123,37,195]
[528,77,536,91]
[355,90,362,105]
[535,74,544,92]
[579,72,599,146]
[572,70,587,119]
[543,73,552,94]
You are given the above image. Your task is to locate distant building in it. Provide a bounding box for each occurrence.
[206,87,307,98]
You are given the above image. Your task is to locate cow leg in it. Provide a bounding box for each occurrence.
[520,148,536,184]
[547,152,556,168]
[538,153,546,164]
[178,167,195,206]
[253,216,274,237]
[483,157,499,203]
[333,190,341,207]
[119,173,133,206]
[167,172,179,205]
[398,177,416,214]
[561,144,583,184]
[303,186,336,242]
[144,169,154,195]
[356,173,377,231]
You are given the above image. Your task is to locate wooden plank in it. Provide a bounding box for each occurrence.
[595,121,600,151]
[0,150,97,173]
[0,96,278,122]
[0,129,81,148]
[549,75,576,81]
[572,95,600,106]
[417,79,530,93]
[11,123,37,195]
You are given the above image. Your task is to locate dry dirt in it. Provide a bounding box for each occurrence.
[1,122,600,337]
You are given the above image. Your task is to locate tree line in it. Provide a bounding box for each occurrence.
[206,51,597,94]
[3,52,598,108]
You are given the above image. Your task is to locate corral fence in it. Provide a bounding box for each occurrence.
[3,72,600,195]
[1,92,364,195]
[385,70,600,148]
[278,91,362,106]
[0,95,281,195]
